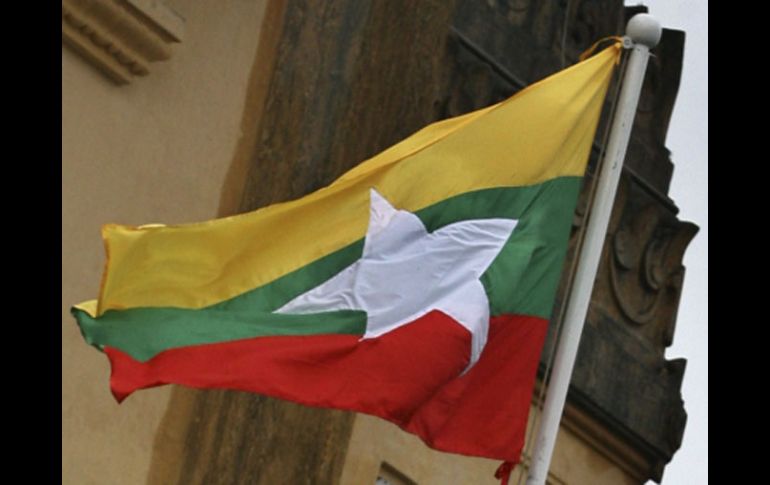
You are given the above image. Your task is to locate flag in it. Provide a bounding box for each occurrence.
[72,43,620,463]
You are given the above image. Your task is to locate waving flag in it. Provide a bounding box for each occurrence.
[72,43,620,463]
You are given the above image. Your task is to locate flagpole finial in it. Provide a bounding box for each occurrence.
[626,13,662,48]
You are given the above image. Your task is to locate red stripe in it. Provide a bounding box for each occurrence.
[105,311,547,462]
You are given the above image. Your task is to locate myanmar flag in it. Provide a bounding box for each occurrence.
[72,43,620,464]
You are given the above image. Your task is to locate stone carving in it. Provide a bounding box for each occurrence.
[603,177,698,349]
[611,205,687,330]
[62,0,184,84]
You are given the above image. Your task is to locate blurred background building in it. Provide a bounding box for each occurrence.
[62,1,696,483]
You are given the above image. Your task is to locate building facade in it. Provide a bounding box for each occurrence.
[62,1,695,483]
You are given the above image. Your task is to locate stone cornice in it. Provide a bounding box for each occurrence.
[62,0,184,84]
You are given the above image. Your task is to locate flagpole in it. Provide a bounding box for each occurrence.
[524,13,661,485]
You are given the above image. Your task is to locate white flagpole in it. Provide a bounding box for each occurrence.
[525,13,661,485]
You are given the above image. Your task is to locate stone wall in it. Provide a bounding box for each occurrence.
[62,1,268,483]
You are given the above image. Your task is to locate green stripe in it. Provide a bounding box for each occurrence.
[210,239,364,313]
[417,176,580,317]
[73,307,366,362]
[75,176,581,362]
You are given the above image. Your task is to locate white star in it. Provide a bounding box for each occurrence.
[276,189,518,371]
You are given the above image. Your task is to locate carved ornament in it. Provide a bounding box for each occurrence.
[62,0,184,84]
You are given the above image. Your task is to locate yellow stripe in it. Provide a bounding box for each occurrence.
[94,44,620,314]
